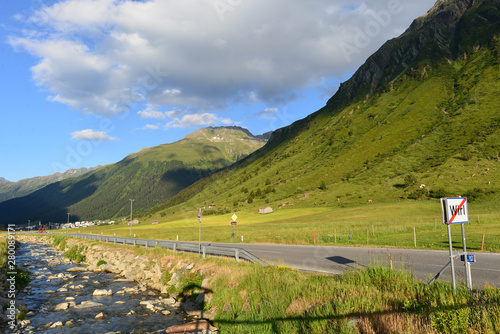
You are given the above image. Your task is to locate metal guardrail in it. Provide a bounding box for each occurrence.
[61,233,267,266]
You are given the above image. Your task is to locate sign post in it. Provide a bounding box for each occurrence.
[231,213,238,238]
[198,208,201,257]
[439,197,472,292]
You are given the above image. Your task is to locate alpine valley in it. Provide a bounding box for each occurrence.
[0,127,267,224]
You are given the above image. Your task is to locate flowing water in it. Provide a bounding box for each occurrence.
[4,242,185,334]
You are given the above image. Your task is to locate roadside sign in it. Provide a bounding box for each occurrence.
[198,208,201,222]
[231,213,238,221]
[441,197,468,224]
[230,221,237,226]
[467,255,475,263]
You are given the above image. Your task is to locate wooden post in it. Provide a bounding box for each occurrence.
[414,227,416,247]
[482,233,485,251]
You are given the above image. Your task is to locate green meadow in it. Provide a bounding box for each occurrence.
[63,200,500,252]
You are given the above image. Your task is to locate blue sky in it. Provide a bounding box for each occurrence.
[0,0,436,182]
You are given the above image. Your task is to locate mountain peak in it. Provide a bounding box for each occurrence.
[0,177,10,183]
[325,0,499,111]
[184,126,260,141]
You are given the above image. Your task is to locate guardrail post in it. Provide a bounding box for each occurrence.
[202,246,206,259]
[114,238,116,245]
[145,241,148,248]
[235,249,240,263]
[173,243,177,252]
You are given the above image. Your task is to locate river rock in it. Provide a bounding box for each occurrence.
[65,319,76,326]
[49,321,63,328]
[54,302,69,311]
[161,297,176,305]
[166,320,218,333]
[74,301,104,309]
[69,284,84,290]
[93,289,114,296]
[66,267,87,272]
[95,312,104,319]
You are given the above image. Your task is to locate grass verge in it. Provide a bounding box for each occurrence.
[39,236,500,333]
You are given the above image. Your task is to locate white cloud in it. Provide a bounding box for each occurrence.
[137,104,170,120]
[257,108,279,120]
[71,129,117,142]
[142,124,160,130]
[166,113,233,129]
[9,0,436,117]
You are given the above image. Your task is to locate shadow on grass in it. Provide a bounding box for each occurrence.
[439,240,482,251]
[213,303,472,331]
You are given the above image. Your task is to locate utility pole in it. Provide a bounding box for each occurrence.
[129,199,134,237]
[67,212,70,233]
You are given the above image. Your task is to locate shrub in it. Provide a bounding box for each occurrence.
[429,188,448,198]
[97,260,107,267]
[404,174,418,187]
[162,271,172,285]
[407,188,428,200]
[319,181,328,191]
[52,235,67,249]
[64,245,86,262]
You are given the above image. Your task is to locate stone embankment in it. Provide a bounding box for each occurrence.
[10,235,219,334]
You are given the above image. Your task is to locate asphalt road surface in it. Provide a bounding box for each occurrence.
[182,241,500,288]
[55,233,500,289]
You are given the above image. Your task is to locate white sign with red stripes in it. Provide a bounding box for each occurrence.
[441,197,469,224]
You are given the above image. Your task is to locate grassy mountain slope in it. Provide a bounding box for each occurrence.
[0,127,264,224]
[0,167,98,203]
[150,0,499,219]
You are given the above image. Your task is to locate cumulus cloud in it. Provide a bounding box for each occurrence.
[9,0,436,117]
[137,104,179,120]
[71,129,117,142]
[142,124,160,130]
[166,113,234,129]
[257,108,279,120]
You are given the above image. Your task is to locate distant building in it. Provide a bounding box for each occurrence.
[128,219,140,225]
[258,207,273,214]
[152,220,159,225]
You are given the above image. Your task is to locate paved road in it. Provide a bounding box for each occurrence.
[183,241,500,288]
[55,233,500,288]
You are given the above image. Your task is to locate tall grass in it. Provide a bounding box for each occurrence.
[0,236,7,268]
[40,236,500,333]
[211,265,500,333]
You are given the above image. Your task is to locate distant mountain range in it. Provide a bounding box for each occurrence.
[0,126,265,225]
[0,167,98,203]
[151,0,499,215]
